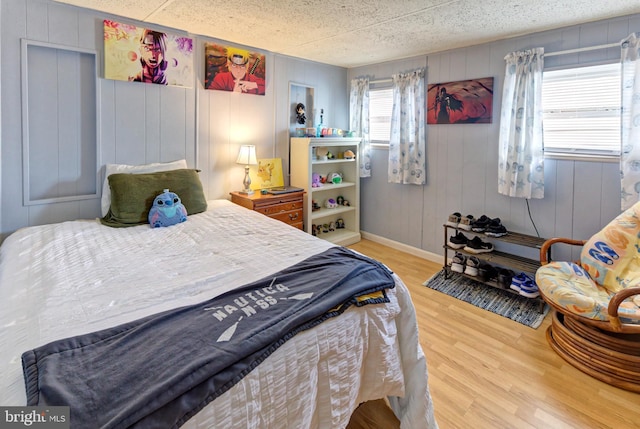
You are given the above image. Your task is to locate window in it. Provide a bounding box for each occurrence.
[542,62,621,158]
[369,88,393,142]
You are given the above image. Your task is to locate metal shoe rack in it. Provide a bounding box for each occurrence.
[442,224,547,310]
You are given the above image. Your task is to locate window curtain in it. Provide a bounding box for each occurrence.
[388,68,426,185]
[497,48,544,199]
[349,77,371,178]
[621,33,640,211]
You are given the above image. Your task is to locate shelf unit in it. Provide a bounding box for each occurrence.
[443,224,547,310]
[290,137,361,246]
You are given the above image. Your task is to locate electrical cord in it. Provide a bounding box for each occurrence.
[526,199,540,237]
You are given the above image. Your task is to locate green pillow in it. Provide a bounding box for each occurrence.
[101,169,207,227]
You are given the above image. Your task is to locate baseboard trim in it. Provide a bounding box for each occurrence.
[360,231,442,264]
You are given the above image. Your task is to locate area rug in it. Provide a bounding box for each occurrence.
[423,269,549,329]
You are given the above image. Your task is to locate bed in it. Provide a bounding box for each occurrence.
[0,166,437,428]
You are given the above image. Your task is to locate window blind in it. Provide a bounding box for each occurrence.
[369,88,393,142]
[542,62,621,155]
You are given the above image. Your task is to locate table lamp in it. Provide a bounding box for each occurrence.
[236,145,257,195]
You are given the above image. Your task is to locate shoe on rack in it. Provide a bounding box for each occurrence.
[451,252,466,273]
[463,236,494,254]
[446,212,461,227]
[458,215,475,231]
[477,263,498,282]
[497,268,515,289]
[519,280,540,298]
[471,215,491,232]
[448,232,469,249]
[485,218,508,237]
[510,272,534,292]
[464,256,480,276]
[511,273,540,298]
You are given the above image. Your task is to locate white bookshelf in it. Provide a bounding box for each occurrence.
[290,137,361,246]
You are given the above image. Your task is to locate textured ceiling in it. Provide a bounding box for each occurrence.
[54,0,640,68]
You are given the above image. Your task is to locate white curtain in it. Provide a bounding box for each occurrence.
[621,33,640,211]
[388,69,426,185]
[498,48,545,199]
[349,77,371,178]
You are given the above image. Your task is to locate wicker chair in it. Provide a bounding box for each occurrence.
[535,204,640,393]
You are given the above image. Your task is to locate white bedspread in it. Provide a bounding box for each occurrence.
[0,200,437,428]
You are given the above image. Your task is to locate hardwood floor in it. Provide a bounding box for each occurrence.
[348,239,640,429]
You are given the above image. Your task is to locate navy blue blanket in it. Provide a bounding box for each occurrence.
[22,247,395,428]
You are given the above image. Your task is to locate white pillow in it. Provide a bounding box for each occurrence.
[101,159,188,217]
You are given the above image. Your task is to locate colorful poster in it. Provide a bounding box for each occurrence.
[104,20,193,87]
[427,77,494,124]
[204,43,266,95]
[249,158,284,190]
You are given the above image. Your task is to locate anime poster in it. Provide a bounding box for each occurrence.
[427,77,494,124]
[204,43,266,95]
[249,158,284,190]
[104,20,193,87]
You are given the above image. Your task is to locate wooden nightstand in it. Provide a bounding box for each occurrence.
[229,191,304,230]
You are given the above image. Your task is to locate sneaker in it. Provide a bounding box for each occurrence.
[464,256,480,276]
[451,252,466,273]
[458,215,475,231]
[471,215,491,232]
[510,272,534,292]
[484,218,508,237]
[497,268,515,289]
[477,263,498,282]
[448,232,469,249]
[463,236,494,254]
[519,280,540,298]
[446,212,461,227]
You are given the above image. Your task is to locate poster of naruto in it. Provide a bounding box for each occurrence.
[427,77,493,124]
[204,43,266,95]
[104,20,193,88]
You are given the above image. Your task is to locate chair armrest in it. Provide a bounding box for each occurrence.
[539,237,587,265]
[607,287,640,331]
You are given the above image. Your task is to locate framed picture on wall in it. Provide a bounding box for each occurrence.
[427,77,494,124]
[204,43,266,95]
[103,20,193,87]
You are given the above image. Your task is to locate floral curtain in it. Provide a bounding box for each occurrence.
[349,77,371,178]
[388,69,426,185]
[621,33,640,211]
[497,48,545,199]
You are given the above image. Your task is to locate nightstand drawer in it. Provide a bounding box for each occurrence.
[268,209,302,225]
[255,201,302,216]
[229,191,305,229]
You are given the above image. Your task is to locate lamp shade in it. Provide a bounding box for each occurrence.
[236,145,258,165]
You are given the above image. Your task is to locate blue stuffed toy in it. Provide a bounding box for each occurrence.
[148,188,187,228]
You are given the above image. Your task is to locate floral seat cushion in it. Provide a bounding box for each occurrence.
[535,201,640,323]
[535,262,640,322]
[579,202,640,293]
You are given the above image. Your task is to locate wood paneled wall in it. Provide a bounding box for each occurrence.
[3,0,639,257]
[350,14,640,261]
[0,0,349,239]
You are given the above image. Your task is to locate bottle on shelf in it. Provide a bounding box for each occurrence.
[316,108,324,138]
